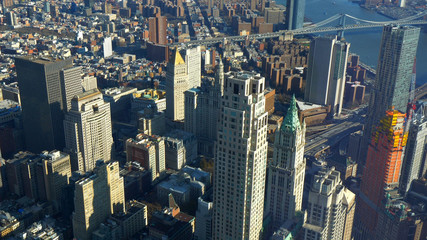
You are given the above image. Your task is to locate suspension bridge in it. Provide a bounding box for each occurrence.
[170,11,427,47]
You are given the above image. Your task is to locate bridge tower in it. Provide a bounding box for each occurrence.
[337,14,346,40]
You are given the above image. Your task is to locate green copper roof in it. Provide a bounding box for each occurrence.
[281,95,301,132]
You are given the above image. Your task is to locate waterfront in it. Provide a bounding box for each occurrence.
[278,0,427,85]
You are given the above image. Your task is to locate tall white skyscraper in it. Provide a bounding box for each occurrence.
[166,49,189,121]
[73,161,124,240]
[184,46,202,88]
[304,36,350,116]
[64,89,113,172]
[213,71,268,240]
[103,36,113,58]
[303,167,356,240]
[60,66,83,112]
[265,95,306,228]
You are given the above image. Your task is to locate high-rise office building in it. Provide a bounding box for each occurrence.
[73,161,125,240]
[103,37,113,58]
[195,193,213,240]
[60,66,83,112]
[399,114,427,194]
[16,56,75,153]
[184,59,223,157]
[166,49,189,122]
[40,150,72,211]
[365,25,419,142]
[304,36,350,116]
[64,89,113,172]
[183,46,202,88]
[286,0,305,30]
[212,71,268,239]
[265,95,306,228]
[148,14,167,45]
[356,110,407,239]
[302,167,356,240]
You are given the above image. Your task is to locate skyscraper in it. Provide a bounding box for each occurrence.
[304,36,350,116]
[63,89,113,172]
[73,161,125,240]
[286,0,305,30]
[16,56,75,153]
[148,14,167,45]
[184,46,202,88]
[184,59,223,157]
[212,71,268,240]
[365,25,419,142]
[399,113,427,194]
[356,110,407,239]
[302,167,356,240]
[40,150,72,211]
[166,49,189,122]
[60,66,83,112]
[265,95,306,228]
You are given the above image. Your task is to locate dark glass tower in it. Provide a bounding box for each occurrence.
[16,56,80,153]
[286,0,305,30]
[365,25,420,146]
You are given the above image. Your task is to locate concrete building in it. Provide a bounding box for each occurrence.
[164,129,197,170]
[40,150,72,212]
[286,0,305,30]
[82,75,98,92]
[126,133,165,182]
[303,167,355,240]
[64,89,113,172]
[103,87,138,122]
[184,60,223,157]
[266,95,306,228]
[157,169,209,209]
[166,49,189,122]
[212,71,268,240]
[184,46,202,88]
[138,110,166,136]
[305,36,350,116]
[6,11,17,26]
[73,161,125,240]
[60,66,83,112]
[365,25,420,142]
[399,113,427,194]
[16,56,74,153]
[195,192,213,240]
[132,88,166,113]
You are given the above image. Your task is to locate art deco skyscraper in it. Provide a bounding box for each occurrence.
[213,71,268,240]
[265,95,306,228]
[303,167,356,240]
[365,25,419,142]
[64,89,113,172]
[356,110,407,239]
[184,59,224,157]
[16,56,76,153]
[73,161,124,240]
[304,36,350,116]
[166,49,189,122]
[286,0,305,30]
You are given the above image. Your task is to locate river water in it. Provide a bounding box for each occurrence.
[277,0,427,85]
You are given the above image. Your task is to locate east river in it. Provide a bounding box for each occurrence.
[278,0,427,85]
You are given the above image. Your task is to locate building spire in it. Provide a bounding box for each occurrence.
[281,94,301,132]
[215,55,224,96]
